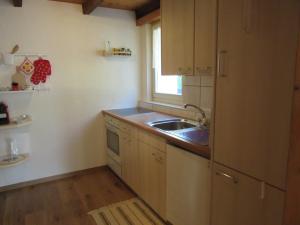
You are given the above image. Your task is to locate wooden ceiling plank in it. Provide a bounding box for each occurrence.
[99,0,151,10]
[135,0,160,19]
[136,8,160,26]
[53,0,160,17]
[51,0,84,4]
[13,0,22,7]
[82,0,103,14]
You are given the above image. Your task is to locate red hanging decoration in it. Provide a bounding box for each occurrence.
[30,58,52,85]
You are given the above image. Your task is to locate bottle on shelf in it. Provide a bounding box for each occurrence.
[0,102,10,125]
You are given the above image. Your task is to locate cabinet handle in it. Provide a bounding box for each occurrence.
[155,156,163,164]
[216,170,239,184]
[152,152,163,163]
[217,51,228,78]
[177,67,183,75]
[178,67,192,75]
[196,66,212,76]
[186,67,192,75]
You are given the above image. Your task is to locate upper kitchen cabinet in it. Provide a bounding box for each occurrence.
[194,0,216,76]
[214,0,300,189]
[161,0,194,76]
[161,0,216,76]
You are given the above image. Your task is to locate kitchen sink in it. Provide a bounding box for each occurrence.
[148,119,198,131]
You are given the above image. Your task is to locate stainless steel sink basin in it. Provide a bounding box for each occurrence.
[148,119,198,131]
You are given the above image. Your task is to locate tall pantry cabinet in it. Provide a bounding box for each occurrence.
[212,0,300,224]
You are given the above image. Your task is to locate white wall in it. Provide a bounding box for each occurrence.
[0,0,141,187]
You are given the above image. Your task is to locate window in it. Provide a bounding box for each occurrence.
[152,23,182,104]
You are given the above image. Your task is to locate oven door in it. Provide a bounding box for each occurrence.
[106,124,121,163]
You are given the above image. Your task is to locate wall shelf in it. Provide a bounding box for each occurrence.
[102,50,132,57]
[0,90,34,94]
[0,154,29,168]
[0,117,32,130]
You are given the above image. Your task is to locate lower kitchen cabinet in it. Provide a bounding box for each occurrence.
[139,141,166,219]
[120,127,140,194]
[211,163,285,225]
[166,144,211,225]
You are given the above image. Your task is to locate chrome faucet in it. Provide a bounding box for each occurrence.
[184,104,207,127]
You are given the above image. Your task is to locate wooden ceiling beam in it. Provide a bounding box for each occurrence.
[136,8,160,26]
[82,0,103,14]
[13,0,22,7]
[135,0,160,20]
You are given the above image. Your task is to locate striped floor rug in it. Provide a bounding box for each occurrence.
[89,198,165,225]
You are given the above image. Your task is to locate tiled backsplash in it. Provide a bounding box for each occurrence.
[182,75,214,111]
[139,100,212,122]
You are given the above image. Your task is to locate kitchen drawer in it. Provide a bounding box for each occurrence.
[138,130,166,152]
[119,120,132,134]
[104,115,120,128]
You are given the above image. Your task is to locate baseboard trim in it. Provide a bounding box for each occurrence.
[0,165,107,193]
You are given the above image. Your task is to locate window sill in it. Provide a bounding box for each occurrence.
[142,100,184,110]
[139,100,212,121]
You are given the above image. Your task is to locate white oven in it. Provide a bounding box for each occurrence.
[105,118,122,177]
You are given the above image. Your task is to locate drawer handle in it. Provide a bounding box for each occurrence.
[216,170,239,184]
[155,157,163,164]
[152,153,164,163]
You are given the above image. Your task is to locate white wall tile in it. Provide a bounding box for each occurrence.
[200,87,214,110]
[201,75,215,87]
[182,76,201,86]
[183,85,201,108]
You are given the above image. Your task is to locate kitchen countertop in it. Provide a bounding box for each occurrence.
[102,107,210,159]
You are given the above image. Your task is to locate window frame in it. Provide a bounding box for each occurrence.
[151,22,183,105]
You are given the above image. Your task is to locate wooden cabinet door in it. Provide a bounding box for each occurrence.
[214,0,299,189]
[166,145,211,225]
[121,132,140,194]
[263,184,285,225]
[139,141,166,219]
[161,0,194,75]
[211,163,285,225]
[194,0,216,76]
[211,163,263,225]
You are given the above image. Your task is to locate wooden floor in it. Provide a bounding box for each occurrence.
[0,167,135,225]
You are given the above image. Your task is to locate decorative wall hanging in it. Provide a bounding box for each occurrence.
[30,58,52,85]
[18,57,34,75]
